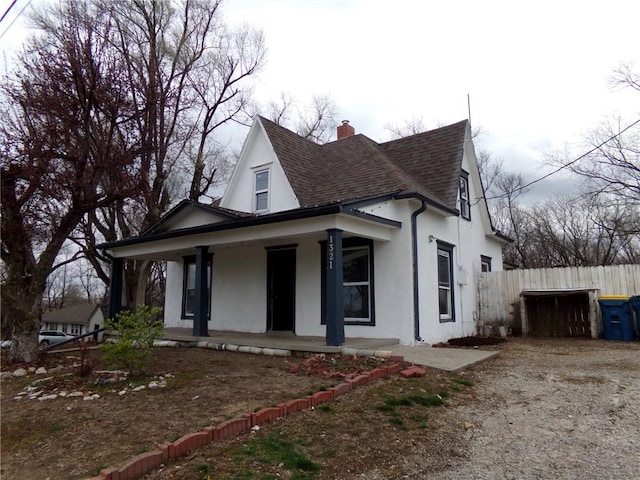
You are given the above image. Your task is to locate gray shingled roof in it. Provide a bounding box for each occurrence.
[42,304,102,325]
[259,116,468,211]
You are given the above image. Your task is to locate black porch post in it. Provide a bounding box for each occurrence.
[107,257,124,320]
[325,229,345,346]
[193,246,210,337]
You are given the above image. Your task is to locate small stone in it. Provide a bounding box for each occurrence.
[58,392,68,397]
[35,367,47,375]
[1,371,13,380]
[148,381,160,389]
[66,406,72,411]
[38,394,58,401]
[13,396,23,400]
[251,425,260,432]
[12,368,28,377]
[132,385,145,392]
[118,390,127,396]
[28,367,36,373]
[68,391,83,397]
[83,395,95,401]
[464,422,474,430]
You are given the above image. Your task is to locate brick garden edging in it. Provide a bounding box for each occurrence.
[85,358,424,480]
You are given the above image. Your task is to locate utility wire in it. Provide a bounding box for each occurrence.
[0,0,31,41]
[484,117,640,201]
[0,0,18,25]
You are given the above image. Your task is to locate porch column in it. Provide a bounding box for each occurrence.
[193,246,210,337]
[107,257,124,320]
[325,229,345,346]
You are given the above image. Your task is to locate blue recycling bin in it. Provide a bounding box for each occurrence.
[630,296,640,341]
[598,296,633,342]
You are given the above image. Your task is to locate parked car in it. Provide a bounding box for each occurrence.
[38,330,77,346]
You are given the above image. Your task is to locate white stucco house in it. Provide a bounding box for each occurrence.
[100,117,510,345]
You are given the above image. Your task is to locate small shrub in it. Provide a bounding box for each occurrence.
[100,306,164,377]
[50,424,66,433]
[318,404,333,413]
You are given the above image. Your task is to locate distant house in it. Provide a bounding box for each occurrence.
[100,117,510,345]
[41,304,105,342]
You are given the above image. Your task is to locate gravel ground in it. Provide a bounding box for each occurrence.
[414,338,640,480]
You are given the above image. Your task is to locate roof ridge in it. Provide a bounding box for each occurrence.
[353,136,418,192]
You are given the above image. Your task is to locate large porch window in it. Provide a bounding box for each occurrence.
[182,255,212,319]
[322,237,375,325]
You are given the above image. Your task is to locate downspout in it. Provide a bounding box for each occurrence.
[411,200,427,342]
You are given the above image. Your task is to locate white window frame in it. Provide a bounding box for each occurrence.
[343,245,371,322]
[254,168,270,213]
[437,243,455,322]
[459,174,470,220]
[481,255,492,273]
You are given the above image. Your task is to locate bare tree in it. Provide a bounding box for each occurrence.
[77,0,266,307]
[266,92,338,144]
[384,115,426,139]
[0,1,138,362]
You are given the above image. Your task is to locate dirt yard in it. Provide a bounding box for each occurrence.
[2,338,639,480]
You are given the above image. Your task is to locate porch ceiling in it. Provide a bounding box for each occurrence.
[104,211,401,260]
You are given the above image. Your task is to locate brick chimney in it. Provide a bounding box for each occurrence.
[337,120,355,140]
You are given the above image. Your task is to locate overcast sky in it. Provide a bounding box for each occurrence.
[2,0,639,201]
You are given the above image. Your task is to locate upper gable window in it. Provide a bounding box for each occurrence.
[254,169,270,212]
[459,172,471,220]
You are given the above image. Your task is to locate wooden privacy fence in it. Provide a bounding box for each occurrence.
[477,264,640,337]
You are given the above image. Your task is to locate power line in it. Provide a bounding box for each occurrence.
[484,117,640,201]
[0,0,18,25]
[0,0,31,41]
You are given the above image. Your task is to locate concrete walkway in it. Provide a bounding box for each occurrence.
[162,328,499,372]
[387,345,499,372]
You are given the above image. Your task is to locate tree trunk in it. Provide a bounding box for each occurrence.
[5,278,42,364]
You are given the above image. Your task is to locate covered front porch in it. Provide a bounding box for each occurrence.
[100,204,403,347]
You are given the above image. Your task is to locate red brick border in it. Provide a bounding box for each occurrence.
[89,355,407,480]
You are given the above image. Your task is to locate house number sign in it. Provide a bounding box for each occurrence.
[328,235,335,270]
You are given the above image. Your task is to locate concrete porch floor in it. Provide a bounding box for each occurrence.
[161,328,499,372]
[162,328,398,354]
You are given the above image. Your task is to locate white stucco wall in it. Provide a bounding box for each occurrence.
[162,192,503,345]
[415,148,504,344]
[220,121,300,214]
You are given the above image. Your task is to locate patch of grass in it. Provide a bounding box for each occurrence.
[93,465,108,476]
[375,403,396,413]
[50,424,66,433]
[165,371,201,389]
[235,433,320,478]
[450,376,475,387]
[318,404,333,413]
[195,463,212,478]
[388,415,407,430]
[409,393,444,407]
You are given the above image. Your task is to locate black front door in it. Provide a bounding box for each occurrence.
[267,248,296,331]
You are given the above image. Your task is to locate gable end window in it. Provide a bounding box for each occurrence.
[321,237,375,326]
[254,169,270,212]
[459,172,471,220]
[182,255,213,320]
[437,241,455,323]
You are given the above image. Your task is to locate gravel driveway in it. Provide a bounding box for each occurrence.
[410,338,640,480]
